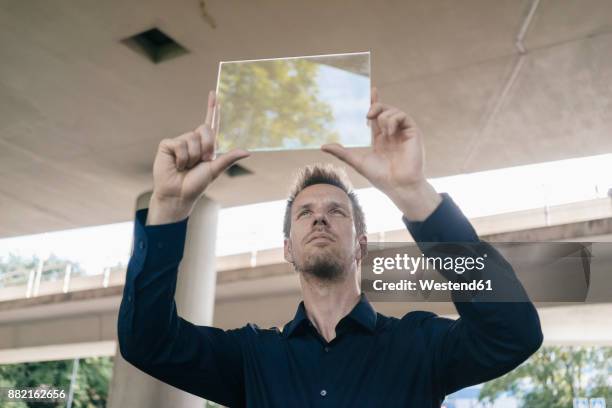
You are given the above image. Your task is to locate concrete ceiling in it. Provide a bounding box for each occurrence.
[1,0,612,238]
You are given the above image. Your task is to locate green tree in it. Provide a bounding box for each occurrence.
[0,357,113,408]
[217,58,338,151]
[479,346,612,407]
[0,253,85,288]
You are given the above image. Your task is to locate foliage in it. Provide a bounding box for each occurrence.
[0,253,84,288]
[479,346,612,407]
[0,357,113,408]
[218,59,338,151]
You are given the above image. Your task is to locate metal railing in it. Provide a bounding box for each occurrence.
[1,196,610,303]
[0,260,127,302]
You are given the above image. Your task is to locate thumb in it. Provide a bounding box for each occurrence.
[209,148,250,180]
[321,143,362,173]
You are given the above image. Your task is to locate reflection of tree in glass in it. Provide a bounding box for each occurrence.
[218,59,339,151]
[478,346,612,408]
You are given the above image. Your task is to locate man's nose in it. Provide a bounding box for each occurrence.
[312,213,329,227]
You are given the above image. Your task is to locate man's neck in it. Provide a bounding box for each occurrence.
[299,270,361,343]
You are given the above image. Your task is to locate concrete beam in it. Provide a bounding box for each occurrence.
[484,217,612,242]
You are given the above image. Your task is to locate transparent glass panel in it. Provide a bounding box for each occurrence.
[216,52,370,152]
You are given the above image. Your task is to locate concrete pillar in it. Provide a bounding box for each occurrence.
[108,191,220,408]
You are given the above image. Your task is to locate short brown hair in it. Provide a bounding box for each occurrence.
[283,164,366,239]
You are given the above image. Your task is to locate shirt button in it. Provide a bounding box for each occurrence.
[138,240,145,250]
[324,346,330,352]
[320,390,327,397]
[157,242,164,249]
[127,295,132,302]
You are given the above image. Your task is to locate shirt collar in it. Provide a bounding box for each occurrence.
[282,293,377,338]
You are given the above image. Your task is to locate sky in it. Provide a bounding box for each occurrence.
[315,60,370,147]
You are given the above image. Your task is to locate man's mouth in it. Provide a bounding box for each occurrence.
[307,233,334,244]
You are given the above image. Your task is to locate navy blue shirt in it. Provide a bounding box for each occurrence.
[117,193,543,407]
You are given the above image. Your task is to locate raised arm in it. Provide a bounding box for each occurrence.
[117,91,250,406]
[118,209,246,405]
[322,87,542,396]
[403,193,543,395]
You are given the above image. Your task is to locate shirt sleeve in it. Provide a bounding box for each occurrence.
[117,208,246,407]
[402,193,544,396]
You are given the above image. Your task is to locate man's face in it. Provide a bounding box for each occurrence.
[284,184,365,281]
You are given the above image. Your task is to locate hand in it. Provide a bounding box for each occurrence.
[147,91,250,225]
[321,88,440,220]
[322,87,424,192]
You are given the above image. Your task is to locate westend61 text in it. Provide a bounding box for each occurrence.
[372,279,493,292]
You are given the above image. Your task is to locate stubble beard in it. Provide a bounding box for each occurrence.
[294,249,348,283]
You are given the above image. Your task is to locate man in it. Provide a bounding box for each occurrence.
[118,89,543,407]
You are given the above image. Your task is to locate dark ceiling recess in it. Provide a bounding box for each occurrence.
[122,28,188,63]
[226,164,253,178]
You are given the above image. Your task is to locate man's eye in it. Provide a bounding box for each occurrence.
[298,210,311,218]
[331,208,345,215]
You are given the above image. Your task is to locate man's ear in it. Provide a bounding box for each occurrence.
[283,238,294,264]
[356,234,368,261]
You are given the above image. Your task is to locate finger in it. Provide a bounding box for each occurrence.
[392,111,413,136]
[388,111,411,137]
[366,102,388,120]
[204,91,215,128]
[367,102,387,142]
[172,139,189,171]
[367,86,384,119]
[371,86,379,104]
[377,109,397,137]
[196,124,215,161]
[377,108,400,136]
[185,131,202,168]
[209,148,250,180]
[321,143,363,173]
[158,138,174,157]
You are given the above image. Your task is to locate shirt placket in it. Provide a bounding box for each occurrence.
[309,321,339,406]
